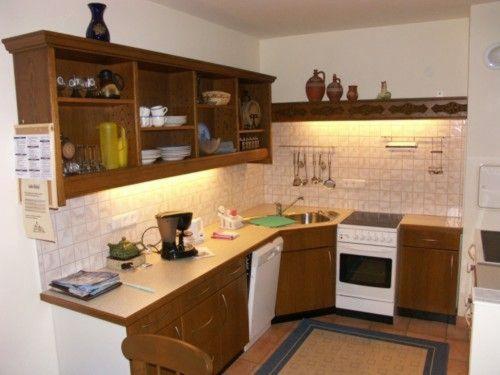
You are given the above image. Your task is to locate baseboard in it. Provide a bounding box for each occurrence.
[335,307,394,324]
[272,307,335,324]
[218,350,244,374]
[398,307,457,324]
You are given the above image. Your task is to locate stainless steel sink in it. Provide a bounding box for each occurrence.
[285,210,338,224]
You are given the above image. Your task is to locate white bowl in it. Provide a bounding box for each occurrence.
[164,116,187,126]
[141,158,158,165]
[200,138,221,155]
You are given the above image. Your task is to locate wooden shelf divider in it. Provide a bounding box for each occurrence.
[141,126,195,132]
[238,129,265,133]
[57,97,135,106]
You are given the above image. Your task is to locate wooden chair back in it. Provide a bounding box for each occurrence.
[122,334,213,375]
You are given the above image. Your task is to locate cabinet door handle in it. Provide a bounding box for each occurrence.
[328,251,332,266]
[422,238,438,242]
[221,293,229,325]
[174,325,181,339]
[229,265,242,276]
[194,285,211,299]
[192,316,214,334]
[450,256,454,271]
[140,320,155,329]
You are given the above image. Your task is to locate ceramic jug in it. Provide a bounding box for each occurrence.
[99,122,127,170]
[377,81,392,100]
[305,69,326,102]
[347,85,359,102]
[327,74,343,103]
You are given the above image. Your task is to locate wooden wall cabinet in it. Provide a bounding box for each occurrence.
[275,227,336,317]
[397,225,461,320]
[3,31,275,206]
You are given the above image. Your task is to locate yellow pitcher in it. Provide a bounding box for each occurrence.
[98,122,127,170]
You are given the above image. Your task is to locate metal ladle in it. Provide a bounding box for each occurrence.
[324,151,336,189]
[293,150,302,186]
[302,151,308,186]
[318,153,326,183]
[311,152,319,184]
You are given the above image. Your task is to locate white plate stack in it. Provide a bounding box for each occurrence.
[157,145,192,161]
[141,149,161,165]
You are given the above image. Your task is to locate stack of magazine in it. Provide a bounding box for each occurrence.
[50,270,121,299]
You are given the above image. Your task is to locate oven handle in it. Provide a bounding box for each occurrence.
[337,243,395,256]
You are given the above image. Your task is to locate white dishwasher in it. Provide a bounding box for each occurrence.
[245,237,283,350]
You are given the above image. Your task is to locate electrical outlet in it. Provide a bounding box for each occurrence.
[111,210,139,231]
[340,179,366,189]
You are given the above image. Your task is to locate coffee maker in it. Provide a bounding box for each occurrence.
[156,211,198,260]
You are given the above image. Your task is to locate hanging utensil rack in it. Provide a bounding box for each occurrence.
[279,145,336,150]
[428,137,444,175]
[382,136,446,175]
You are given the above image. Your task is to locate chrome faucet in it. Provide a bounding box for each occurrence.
[275,196,304,216]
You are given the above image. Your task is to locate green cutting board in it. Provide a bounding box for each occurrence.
[249,215,297,228]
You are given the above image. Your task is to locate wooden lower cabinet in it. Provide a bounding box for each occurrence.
[180,274,248,373]
[127,259,249,374]
[398,246,458,315]
[182,292,223,371]
[219,274,249,366]
[276,247,335,316]
[157,318,182,340]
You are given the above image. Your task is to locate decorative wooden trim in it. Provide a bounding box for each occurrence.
[272,97,467,122]
[431,102,467,115]
[388,103,427,115]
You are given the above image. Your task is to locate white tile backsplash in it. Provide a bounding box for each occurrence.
[264,119,466,217]
[37,163,264,289]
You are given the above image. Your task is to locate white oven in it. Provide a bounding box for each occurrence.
[336,225,398,317]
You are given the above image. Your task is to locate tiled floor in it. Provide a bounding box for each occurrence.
[224,315,470,375]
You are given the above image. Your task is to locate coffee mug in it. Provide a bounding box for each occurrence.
[151,105,167,116]
[140,116,151,127]
[151,116,165,127]
[139,106,150,117]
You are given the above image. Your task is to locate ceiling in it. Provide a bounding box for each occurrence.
[152,0,491,38]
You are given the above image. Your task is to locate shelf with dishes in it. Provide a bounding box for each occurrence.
[57,97,135,106]
[3,30,275,205]
[238,129,265,134]
[64,148,269,198]
[140,126,195,132]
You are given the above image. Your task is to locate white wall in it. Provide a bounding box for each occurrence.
[0,1,259,374]
[461,2,500,313]
[260,19,469,102]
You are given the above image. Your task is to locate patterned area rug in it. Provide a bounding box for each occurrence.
[257,319,448,375]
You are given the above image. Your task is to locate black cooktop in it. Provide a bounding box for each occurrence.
[341,211,403,229]
[481,230,500,263]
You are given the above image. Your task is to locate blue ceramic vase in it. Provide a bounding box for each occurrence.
[86,3,110,42]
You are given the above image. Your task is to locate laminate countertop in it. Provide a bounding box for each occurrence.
[40,204,351,326]
[401,214,462,230]
[40,204,461,325]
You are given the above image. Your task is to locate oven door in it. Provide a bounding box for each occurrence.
[336,242,396,302]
